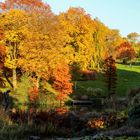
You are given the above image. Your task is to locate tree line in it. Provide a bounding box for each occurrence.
[0,0,139,102]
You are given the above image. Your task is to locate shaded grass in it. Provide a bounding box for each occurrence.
[117,64,140,96]
[75,63,140,97]
[74,74,107,96]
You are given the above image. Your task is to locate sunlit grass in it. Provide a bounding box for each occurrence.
[116,63,140,96]
[117,63,140,73]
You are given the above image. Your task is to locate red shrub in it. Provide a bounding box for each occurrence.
[78,70,96,80]
[29,86,39,103]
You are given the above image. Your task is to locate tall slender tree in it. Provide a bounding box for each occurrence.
[103,56,117,97]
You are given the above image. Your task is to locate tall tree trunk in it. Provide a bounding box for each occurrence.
[36,76,40,89]
[13,68,17,90]
[3,69,13,88]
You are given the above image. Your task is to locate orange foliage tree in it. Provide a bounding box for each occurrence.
[0,28,5,68]
[29,86,39,103]
[103,56,117,97]
[0,45,6,87]
[116,42,136,63]
[0,0,52,15]
[0,28,6,87]
[52,63,73,102]
[0,45,5,69]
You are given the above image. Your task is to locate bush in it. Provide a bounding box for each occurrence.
[128,93,140,128]
[129,93,140,107]
[29,86,39,103]
[11,74,32,107]
[103,126,140,137]
[127,87,140,100]
[0,107,11,126]
[87,118,105,129]
[128,104,140,128]
[102,111,128,129]
[38,81,60,106]
[77,70,96,81]
[86,87,104,97]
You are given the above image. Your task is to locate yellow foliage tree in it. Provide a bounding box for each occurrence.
[0,9,28,90]
[58,7,96,70]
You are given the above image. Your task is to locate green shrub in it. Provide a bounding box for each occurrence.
[11,74,32,107]
[127,87,140,100]
[129,104,140,117]
[128,104,140,127]
[129,93,140,107]
[38,81,59,106]
[86,87,104,97]
[128,94,140,128]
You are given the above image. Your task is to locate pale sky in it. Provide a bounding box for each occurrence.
[44,0,140,37]
[0,0,140,37]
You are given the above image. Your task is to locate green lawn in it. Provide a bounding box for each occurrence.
[75,63,140,97]
[116,63,140,96]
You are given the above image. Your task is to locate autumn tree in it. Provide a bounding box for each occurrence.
[0,0,125,96]
[134,42,140,58]
[103,56,117,109]
[0,45,6,87]
[92,19,123,71]
[127,32,140,43]
[0,0,52,15]
[116,42,136,64]
[0,9,28,90]
[0,45,5,69]
[127,32,140,58]
[52,63,73,103]
[29,86,39,103]
[0,28,5,68]
[93,19,110,70]
[18,12,67,89]
[0,0,53,90]
[0,0,55,90]
[0,27,7,88]
[58,7,96,70]
[105,29,123,58]
[103,56,117,96]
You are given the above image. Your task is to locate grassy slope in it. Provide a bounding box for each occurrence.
[75,74,107,96]
[117,63,140,96]
[75,63,140,97]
